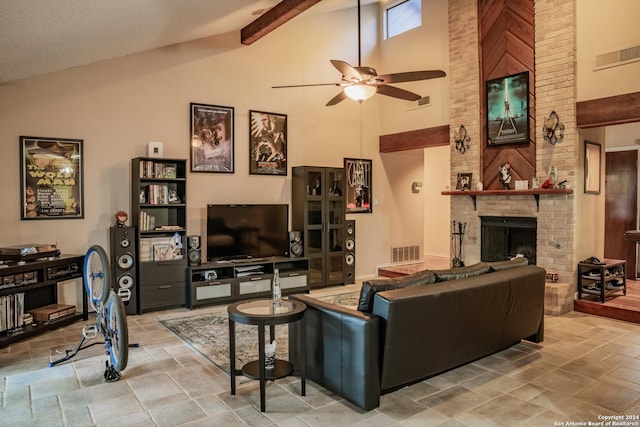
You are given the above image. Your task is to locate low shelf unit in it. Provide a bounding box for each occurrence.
[187,257,310,309]
[0,255,87,348]
[577,259,626,303]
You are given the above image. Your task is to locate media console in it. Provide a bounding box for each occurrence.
[0,255,87,348]
[187,257,310,309]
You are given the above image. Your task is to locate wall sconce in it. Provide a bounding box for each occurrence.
[454,125,470,154]
[542,110,564,144]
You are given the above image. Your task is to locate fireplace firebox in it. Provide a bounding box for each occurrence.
[480,216,537,265]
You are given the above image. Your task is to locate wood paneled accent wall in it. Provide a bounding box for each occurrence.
[479,0,535,189]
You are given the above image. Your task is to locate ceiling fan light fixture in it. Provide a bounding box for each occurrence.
[344,84,376,102]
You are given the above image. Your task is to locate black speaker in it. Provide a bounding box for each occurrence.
[344,220,355,284]
[188,235,201,266]
[289,231,303,258]
[109,226,138,315]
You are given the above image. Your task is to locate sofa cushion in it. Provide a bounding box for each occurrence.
[357,269,436,313]
[431,262,490,282]
[487,257,529,271]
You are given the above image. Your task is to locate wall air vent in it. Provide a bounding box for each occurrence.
[407,96,430,112]
[391,245,421,263]
[594,44,640,70]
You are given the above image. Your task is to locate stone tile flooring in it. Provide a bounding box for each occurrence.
[2,283,640,426]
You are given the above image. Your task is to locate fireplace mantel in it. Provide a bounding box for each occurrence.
[441,189,573,211]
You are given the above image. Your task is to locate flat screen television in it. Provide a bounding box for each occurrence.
[206,204,289,261]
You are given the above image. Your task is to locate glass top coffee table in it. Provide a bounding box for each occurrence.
[227,298,307,412]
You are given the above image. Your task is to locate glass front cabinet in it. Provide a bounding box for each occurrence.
[292,166,346,288]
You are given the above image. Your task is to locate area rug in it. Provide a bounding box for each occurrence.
[160,291,359,375]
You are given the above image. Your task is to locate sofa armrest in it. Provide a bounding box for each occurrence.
[288,293,381,411]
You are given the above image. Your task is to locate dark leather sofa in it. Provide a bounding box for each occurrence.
[288,263,546,410]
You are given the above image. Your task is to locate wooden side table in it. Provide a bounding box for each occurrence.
[227,298,306,412]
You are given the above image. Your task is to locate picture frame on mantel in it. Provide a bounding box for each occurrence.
[584,140,601,194]
[486,71,530,146]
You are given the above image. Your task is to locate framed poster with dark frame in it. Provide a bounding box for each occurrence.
[190,103,234,173]
[20,136,84,220]
[584,140,601,194]
[249,110,287,175]
[486,71,530,146]
[344,158,372,213]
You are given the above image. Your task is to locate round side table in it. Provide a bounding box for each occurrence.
[227,298,306,412]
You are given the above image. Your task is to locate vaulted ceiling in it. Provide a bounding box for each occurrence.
[0,0,373,84]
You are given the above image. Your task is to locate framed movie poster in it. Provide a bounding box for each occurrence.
[20,136,84,220]
[249,110,287,175]
[344,158,372,213]
[486,71,529,146]
[190,103,234,173]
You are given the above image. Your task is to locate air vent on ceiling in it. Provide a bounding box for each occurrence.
[594,44,640,70]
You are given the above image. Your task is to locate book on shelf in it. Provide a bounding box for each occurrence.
[139,211,156,231]
[30,303,75,323]
[156,225,182,231]
[163,164,177,179]
[0,293,25,333]
[153,243,172,261]
[139,238,153,261]
[139,160,179,179]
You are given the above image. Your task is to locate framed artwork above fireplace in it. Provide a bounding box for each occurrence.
[486,71,530,146]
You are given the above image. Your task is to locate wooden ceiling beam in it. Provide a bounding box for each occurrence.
[577,92,640,128]
[379,125,450,153]
[241,0,321,45]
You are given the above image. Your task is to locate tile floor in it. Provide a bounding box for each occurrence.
[2,283,640,426]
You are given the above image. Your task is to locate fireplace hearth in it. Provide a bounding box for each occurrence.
[480,216,537,265]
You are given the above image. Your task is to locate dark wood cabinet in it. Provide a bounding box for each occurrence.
[0,255,87,348]
[292,166,346,288]
[131,157,188,312]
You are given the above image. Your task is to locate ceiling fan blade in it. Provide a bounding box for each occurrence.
[326,90,348,106]
[376,84,421,101]
[376,70,446,84]
[330,59,362,81]
[272,83,341,88]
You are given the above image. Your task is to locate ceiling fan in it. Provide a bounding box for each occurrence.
[272,0,446,106]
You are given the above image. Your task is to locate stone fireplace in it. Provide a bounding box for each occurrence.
[480,216,537,265]
[447,0,577,315]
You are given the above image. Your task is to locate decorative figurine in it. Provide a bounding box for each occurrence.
[541,165,557,189]
[168,189,180,203]
[115,210,128,227]
[498,162,512,189]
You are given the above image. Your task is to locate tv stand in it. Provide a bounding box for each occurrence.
[187,257,310,309]
[218,255,253,262]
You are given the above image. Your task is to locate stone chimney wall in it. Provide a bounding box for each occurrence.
[448,0,577,314]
